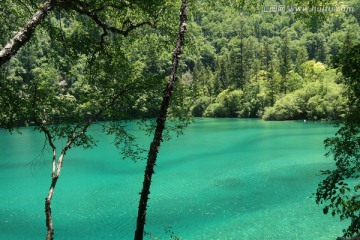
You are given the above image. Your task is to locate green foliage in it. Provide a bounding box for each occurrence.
[316,43,360,238]
[202,89,246,118]
[191,96,211,117]
[185,0,359,120]
[2,1,359,125]
[222,89,244,117]
[2,0,360,238]
[0,0,189,154]
[263,63,347,120]
[203,103,227,117]
[288,0,340,32]
[262,93,304,120]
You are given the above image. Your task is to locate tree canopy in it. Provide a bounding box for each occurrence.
[316,41,360,238]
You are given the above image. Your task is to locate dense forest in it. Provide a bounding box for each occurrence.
[184,0,360,120]
[2,0,360,239]
[2,0,360,124]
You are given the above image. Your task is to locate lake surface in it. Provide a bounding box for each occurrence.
[0,119,348,239]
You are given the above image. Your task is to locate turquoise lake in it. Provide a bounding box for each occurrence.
[0,119,348,239]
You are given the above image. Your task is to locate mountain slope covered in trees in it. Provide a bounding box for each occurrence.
[2,1,360,122]
[183,0,360,120]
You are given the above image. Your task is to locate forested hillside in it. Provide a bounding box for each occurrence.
[183,0,360,120]
[2,1,360,123]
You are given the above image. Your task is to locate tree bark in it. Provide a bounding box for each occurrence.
[134,1,188,240]
[45,176,58,240]
[0,0,55,67]
[44,140,71,240]
[44,149,66,240]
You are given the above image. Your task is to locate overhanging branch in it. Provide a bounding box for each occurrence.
[70,3,154,37]
[0,0,155,68]
[63,84,133,154]
[0,0,55,67]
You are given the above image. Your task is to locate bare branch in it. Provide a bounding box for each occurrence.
[31,85,57,177]
[70,3,154,37]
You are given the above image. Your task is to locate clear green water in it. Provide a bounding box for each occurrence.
[0,119,347,239]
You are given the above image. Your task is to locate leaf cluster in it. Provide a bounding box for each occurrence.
[316,43,360,237]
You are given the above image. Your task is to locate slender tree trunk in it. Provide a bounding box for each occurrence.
[45,150,66,240]
[44,143,57,240]
[0,0,55,67]
[39,87,130,240]
[45,176,58,240]
[134,1,188,240]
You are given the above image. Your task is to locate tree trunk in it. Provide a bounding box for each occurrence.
[38,87,130,239]
[0,0,55,67]
[45,176,58,240]
[134,1,188,239]
[45,150,66,240]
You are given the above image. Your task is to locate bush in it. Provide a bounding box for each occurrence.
[262,80,347,120]
[203,103,227,117]
[222,90,244,117]
[262,94,304,120]
[191,96,211,117]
